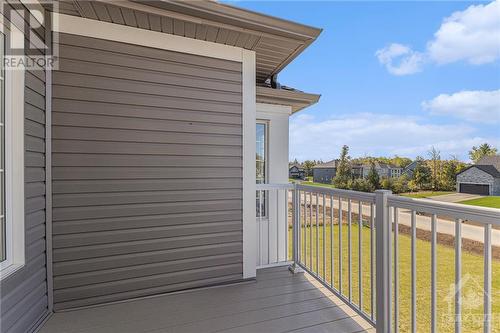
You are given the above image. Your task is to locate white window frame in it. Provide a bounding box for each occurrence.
[0,21,26,279]
[256,120,269,218]
[256,120,269,184]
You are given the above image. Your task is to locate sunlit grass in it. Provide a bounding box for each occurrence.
[400,191,454,199]
[459,196,500,209]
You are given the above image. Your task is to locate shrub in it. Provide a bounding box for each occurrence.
[348,178,374,193]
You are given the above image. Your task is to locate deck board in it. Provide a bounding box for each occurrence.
[40,267,372,333]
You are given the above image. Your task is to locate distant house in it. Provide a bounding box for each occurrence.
[313,160,403,183]
[313,160,338,183]
[402,160,418,177]
[353,162,403,179]
[289,164,306,179]
[456,155,500,195]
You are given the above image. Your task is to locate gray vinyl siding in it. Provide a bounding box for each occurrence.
[51,33,243,310]
[0,4,48,333]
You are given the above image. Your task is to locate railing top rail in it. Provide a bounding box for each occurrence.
[256,183,294,190]
[387,195,500,226]
[296,184,376,203]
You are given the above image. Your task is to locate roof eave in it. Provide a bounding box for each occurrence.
[256,86,320,113]
[148,0,323,40]
[130,0,322,80]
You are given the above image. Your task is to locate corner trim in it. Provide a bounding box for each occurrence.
[44,10,54,313]
[242,49,257,279]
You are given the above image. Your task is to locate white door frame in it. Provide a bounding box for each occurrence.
[256,103,292,267]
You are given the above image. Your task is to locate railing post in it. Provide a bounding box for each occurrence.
[289,184,303,274]
[375,190,392,333]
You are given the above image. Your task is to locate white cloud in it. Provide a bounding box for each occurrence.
[428,0,500,65]
[377,1,500,74]
[422,89,500,123]
[289,112,499,161]
[375,43,424,75]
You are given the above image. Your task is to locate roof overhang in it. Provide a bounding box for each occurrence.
[54,0,322,83]
[256,86,320,113]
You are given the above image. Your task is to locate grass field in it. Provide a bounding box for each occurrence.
[299,181,337,189]
[299,183,455,199]
[459,196,500,209]
[289,224,500,333]
[400,191,454,199]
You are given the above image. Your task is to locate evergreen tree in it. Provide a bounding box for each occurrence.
[333,145,351,189]
[412,157,432,190]
[302,160,316,177]
[440,157,467,191]
[427,146,441,191]
[366,160,380,191]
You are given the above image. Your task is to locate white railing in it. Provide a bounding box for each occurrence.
[386,195,499,333]
[294,184,378,326]
[263,183,500,333]
[255,183,293,268]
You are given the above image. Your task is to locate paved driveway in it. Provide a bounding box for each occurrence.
[428,193,484,203]
[297,192,500,246]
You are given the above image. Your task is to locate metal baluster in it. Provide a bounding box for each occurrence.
[316,192,319,274]
[411,210,417,333]
[294,189,298,263]
[280,189,284,262]
[258,190,263,266]
[310,192,313,270]
[348,198,352,301]
[339,197,343,295]
[276,189,282,262]
[484,224,492,333]
[370,203,375,320]
[431,214,437,333]
[359,201,363,311]
[268,189,271,265]
[455,219,462,333]
[330,195,334,288]
[303,191,307,267]
[323,194,326,280]
[394,207,399,333]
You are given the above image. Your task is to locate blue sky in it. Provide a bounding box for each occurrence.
[227,1,500,162]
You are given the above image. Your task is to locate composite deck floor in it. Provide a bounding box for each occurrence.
[40,266,374,333]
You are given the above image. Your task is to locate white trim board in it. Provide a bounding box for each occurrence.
[52,13,245,62]
[242,50,257,278]
[51,12,257,279]
[0,24,26,280]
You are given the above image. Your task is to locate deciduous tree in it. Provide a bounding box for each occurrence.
[469,143,498,163]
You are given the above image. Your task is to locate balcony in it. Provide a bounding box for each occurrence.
[39,184,498,333]
[40,266,374,333]
[255,183,499,333]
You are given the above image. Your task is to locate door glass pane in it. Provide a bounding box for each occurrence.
[256,123,266,216]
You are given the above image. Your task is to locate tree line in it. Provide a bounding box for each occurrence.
[293,143,498,194]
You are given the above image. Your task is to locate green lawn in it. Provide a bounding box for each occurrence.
[289,224,500,333]
[299,181,337,189]
[400,191,454,199]
[298,184,455,200]
[459,196,500,209]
